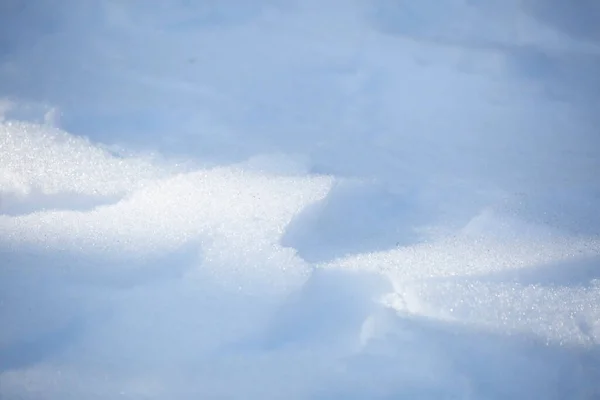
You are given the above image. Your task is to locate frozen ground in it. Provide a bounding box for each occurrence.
[1,1,599,399]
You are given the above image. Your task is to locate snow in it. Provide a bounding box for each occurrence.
[1,1,599,398]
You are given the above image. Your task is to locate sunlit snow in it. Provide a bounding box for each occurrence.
[1,1,599,399]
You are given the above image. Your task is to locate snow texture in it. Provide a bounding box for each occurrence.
[1,1,599,399]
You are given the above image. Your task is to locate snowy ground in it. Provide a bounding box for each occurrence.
[1,1,600,399]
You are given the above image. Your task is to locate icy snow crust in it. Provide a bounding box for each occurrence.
[1,1,600,399]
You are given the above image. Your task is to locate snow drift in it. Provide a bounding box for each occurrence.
[1,1,599,399]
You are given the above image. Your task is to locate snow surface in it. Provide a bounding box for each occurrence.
[1,1,600,399]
